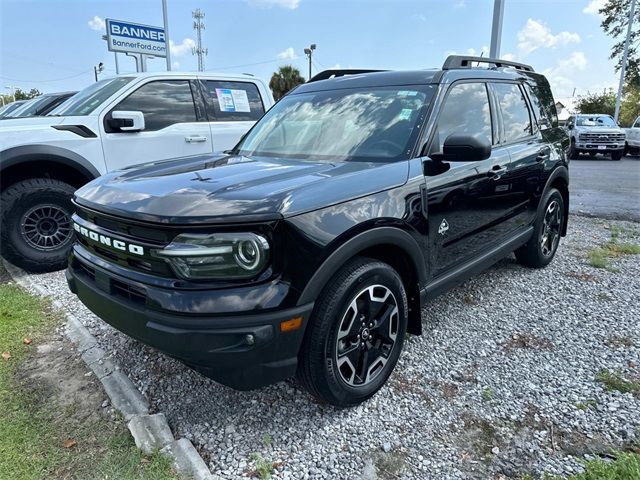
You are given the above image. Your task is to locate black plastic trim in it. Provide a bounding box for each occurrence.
[0,145,101,179]
[52,124,98,138]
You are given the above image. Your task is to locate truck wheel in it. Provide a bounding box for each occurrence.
[568,140,578,159]
[611,150,623,161]
[515,188,564,268]
[1,179,76,272]
[297,257,408,407]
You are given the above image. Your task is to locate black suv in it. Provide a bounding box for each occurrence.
[67,56,569,407]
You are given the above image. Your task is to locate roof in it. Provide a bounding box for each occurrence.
[295,70,441,93]
[111,71,258,81]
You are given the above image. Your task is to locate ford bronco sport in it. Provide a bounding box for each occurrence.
[67,56,569,407]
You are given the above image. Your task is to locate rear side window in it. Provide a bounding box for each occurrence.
[111,80,197,131]
[202,80,265,122]
[433,82,493,153]
[493,83,533,143]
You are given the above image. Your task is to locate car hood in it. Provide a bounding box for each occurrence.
[575,126,624,134]
[0,116,65,128]
[74,154,410,224]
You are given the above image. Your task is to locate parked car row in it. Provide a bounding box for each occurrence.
[0,72,273,272]
[564,114,626,160]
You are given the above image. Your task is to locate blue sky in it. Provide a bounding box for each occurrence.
[0,0,619,100]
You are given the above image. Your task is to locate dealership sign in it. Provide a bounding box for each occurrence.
[106,19,167,57]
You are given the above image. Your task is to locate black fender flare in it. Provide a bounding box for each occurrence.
[0,145,101,181]
[297,226,428,306]
[542,165,569,236]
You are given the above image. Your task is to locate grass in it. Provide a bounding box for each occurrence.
[249,453,274,480]
[575,399,598,411]
[596,369,640,395]
[0,268,177,480]
[521,452,640,479]
[586,227,640,270]
[481,387,495,402]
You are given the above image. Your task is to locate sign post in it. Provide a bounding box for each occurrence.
[106,18,167,60]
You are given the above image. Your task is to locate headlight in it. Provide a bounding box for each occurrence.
[153,232,270,280]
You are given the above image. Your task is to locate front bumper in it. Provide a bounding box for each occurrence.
[66,247,313,390]
[575,143,624,152]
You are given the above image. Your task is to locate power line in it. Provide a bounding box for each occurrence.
[0,69,94,83]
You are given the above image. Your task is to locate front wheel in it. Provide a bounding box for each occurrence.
[515,188,565,268]
[297,257,408,407]
[568,140,578,160]
[1,178,76,272]
[611,150,623,161]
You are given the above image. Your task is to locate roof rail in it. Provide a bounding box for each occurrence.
[308,69,387,83]
[442,55,534,72]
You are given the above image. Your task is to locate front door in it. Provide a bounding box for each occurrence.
[423,81,515,278]
[101,79,213,172]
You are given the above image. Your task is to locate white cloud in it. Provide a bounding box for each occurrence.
[501,53,517,61]
[543,52,588,97]
[247,0,299,9]
[412,13,427,22]
[277,47,297,60]
[88,16,106,31]
[172,61,181,69]
[170,38,196,57]
[517,19,580,56]
[583,0,606,15]
[453,0,467,8]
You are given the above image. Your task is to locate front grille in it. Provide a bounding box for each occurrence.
[579,133,625,143]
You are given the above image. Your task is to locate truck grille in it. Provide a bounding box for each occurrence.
[579,133,625,143]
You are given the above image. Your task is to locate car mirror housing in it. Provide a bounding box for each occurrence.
[438,134,492,162]
[110,110,145,132]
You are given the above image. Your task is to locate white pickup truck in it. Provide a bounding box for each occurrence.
[0,72,273,272]
[624,115,640,156]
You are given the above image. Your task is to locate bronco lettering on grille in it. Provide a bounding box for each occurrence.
[73,222,144,256]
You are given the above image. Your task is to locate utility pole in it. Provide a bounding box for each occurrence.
[5,85,16,102]
[162,0,172,71]
[304,43,316,80]
[94,62,104,82]
[192,9,208,72]
[614,0,636,124]
[489,0,505,58]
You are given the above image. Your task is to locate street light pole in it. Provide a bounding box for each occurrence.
[162,0,172,71]
[94,62,104,82]
[614,0,636,124]
[489,0,505,58]
[5,85,16,102]
[304,43,316,80]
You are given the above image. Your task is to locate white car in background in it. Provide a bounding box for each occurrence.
[624,115,640,156]
[0,72,274,272]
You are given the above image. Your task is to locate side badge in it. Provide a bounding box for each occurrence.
[438,219,450,235]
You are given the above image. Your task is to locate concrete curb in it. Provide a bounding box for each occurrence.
[4,261,220,480]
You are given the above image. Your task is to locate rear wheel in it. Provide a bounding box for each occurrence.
[515,188,564,268]
[568,140,578,160]
[297,257,408,407]
[1,178,76,272]
[611,150,623,161]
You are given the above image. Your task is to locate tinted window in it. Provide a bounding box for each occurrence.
[112,80,197,131]
[52,77,133,116]
[494,83,532,143]
[434,82,493,153]
[203,81,265,121]
[634,117,640,128]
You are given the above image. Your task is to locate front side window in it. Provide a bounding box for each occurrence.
[493,83,533,143]
[111,80,197,131]
[203,80,265,122]
[51,77,134,116]
[433,82,493,153]
[634,117,640,128]
[236,85,434,162]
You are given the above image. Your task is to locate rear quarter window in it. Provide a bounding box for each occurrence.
[523,78,558,128]
[202,80,265,122]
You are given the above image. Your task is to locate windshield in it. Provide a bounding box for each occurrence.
[0,101,25,118]
[50,77,134,116]
[6,98,39,117]
[235,85,434,162]
[576,115,618,127]
[7,95,56,118]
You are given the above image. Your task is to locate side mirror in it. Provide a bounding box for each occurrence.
[440,134,491,162]
[109,110,145,132]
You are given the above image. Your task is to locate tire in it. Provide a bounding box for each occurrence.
[568,140,578,160]
[297,257,408,407]
[515,188,565,268]
[1,179,76,272]
[611,150,623,161]
[588,152,596,157]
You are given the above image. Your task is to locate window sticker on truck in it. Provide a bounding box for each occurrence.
[215,88,251,113]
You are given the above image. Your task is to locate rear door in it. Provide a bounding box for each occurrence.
[199,79,266,152]
[490,81,546,230]
[101,79,213,171]
[424,81,513,277]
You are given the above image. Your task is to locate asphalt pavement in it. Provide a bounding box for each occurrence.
[569,154,640,222]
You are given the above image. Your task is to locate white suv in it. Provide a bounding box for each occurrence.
[0,72,274,272]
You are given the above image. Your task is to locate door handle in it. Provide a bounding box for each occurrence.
[490,165,507,180]
[185,136,208,143]
[536,147,551,162]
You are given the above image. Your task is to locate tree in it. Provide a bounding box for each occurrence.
[599,0,640,85]
[269,65,305,101]
[14,88,42,101]
[576,83,640,126]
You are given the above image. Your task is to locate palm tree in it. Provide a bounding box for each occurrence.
[269,65,305,101]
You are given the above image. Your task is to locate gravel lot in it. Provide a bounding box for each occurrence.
[18,215,640,479]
